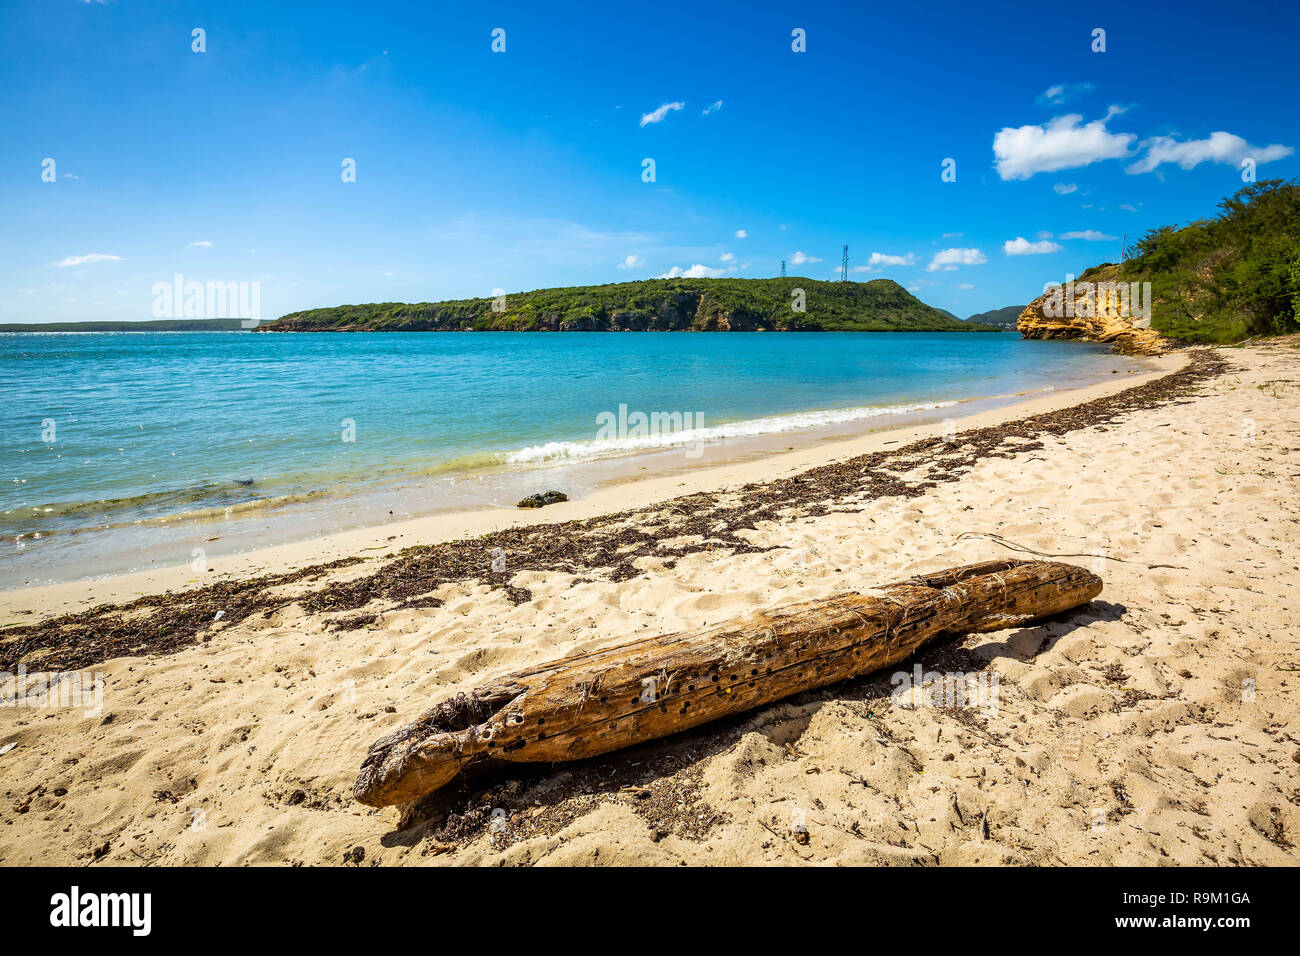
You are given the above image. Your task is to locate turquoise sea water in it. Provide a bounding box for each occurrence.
[4,330,1142,584]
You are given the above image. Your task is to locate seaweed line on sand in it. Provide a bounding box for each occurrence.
[0,350,1227,672]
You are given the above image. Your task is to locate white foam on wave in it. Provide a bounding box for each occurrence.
[504,399,961,465]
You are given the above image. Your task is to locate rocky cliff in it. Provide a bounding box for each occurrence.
[1018,267,1167,355]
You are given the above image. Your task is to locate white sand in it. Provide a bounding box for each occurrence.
[2,345,1297,866]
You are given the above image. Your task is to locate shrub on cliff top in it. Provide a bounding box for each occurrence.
[1125,179,1300,342]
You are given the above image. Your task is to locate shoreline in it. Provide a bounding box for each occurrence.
[3,335,1147,591]
[2,352,1181,620]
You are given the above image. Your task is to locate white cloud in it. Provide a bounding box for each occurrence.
[720,252,735,262]
[1060,229,1117,241]
[994,108,1135,180]
[956,283,975,290]
[1126,130,1293,174]
[640,102,684,127]
[926,248,987,272]
[1053,182,1078,195]
[53,253,123,267]
[1119,203,1138,213]
[789,251,821,265]
[865,252,916,268]
[1036,82,1094,106]
[735,229,747,239]
[1003,237,1062,256]
[701,100,723,116]
[187,240,213,248]
[660,264,724,278]
[617,254,646,269]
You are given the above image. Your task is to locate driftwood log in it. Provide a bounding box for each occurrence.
[355,558,1100,807]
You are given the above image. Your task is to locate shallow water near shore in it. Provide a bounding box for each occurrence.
[2,330,1151,586]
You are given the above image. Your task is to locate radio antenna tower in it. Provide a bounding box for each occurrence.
[840,245,849,281]
[780,259,786,277]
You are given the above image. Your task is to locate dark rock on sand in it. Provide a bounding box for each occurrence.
[517,490,568,509]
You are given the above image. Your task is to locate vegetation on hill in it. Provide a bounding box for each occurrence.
[0,318,247,332]
[965,305,1025,330]
[266,278,997,333]
[1090,179,1300,344]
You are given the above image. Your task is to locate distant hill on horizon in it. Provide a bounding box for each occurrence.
[964,305,1026,330]
[264,278,999,334]
[0,318,247,332]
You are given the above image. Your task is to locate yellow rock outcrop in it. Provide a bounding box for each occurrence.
[1018,273,1167,355]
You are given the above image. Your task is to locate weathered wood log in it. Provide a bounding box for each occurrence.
[354,558,1100,807]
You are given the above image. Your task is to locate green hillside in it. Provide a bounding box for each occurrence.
[264,278,997,333]
[965,305,1025,330]
[0,318,247,332]
[1095,178,1300,343]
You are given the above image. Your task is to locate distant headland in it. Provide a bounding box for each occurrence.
[260,278,1000,333]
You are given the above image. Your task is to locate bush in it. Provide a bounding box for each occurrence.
[1125,179,1300,341]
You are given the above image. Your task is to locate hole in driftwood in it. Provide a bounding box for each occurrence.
[410,691,513,736]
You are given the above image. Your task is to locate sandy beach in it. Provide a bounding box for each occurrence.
[2,342,1298,866]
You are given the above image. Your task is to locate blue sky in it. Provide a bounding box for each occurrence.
[2,0,1297,323]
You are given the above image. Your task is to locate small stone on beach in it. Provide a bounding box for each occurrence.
[517,490,568,509]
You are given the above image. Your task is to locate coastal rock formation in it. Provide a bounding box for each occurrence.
[1018,272,1166,355]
